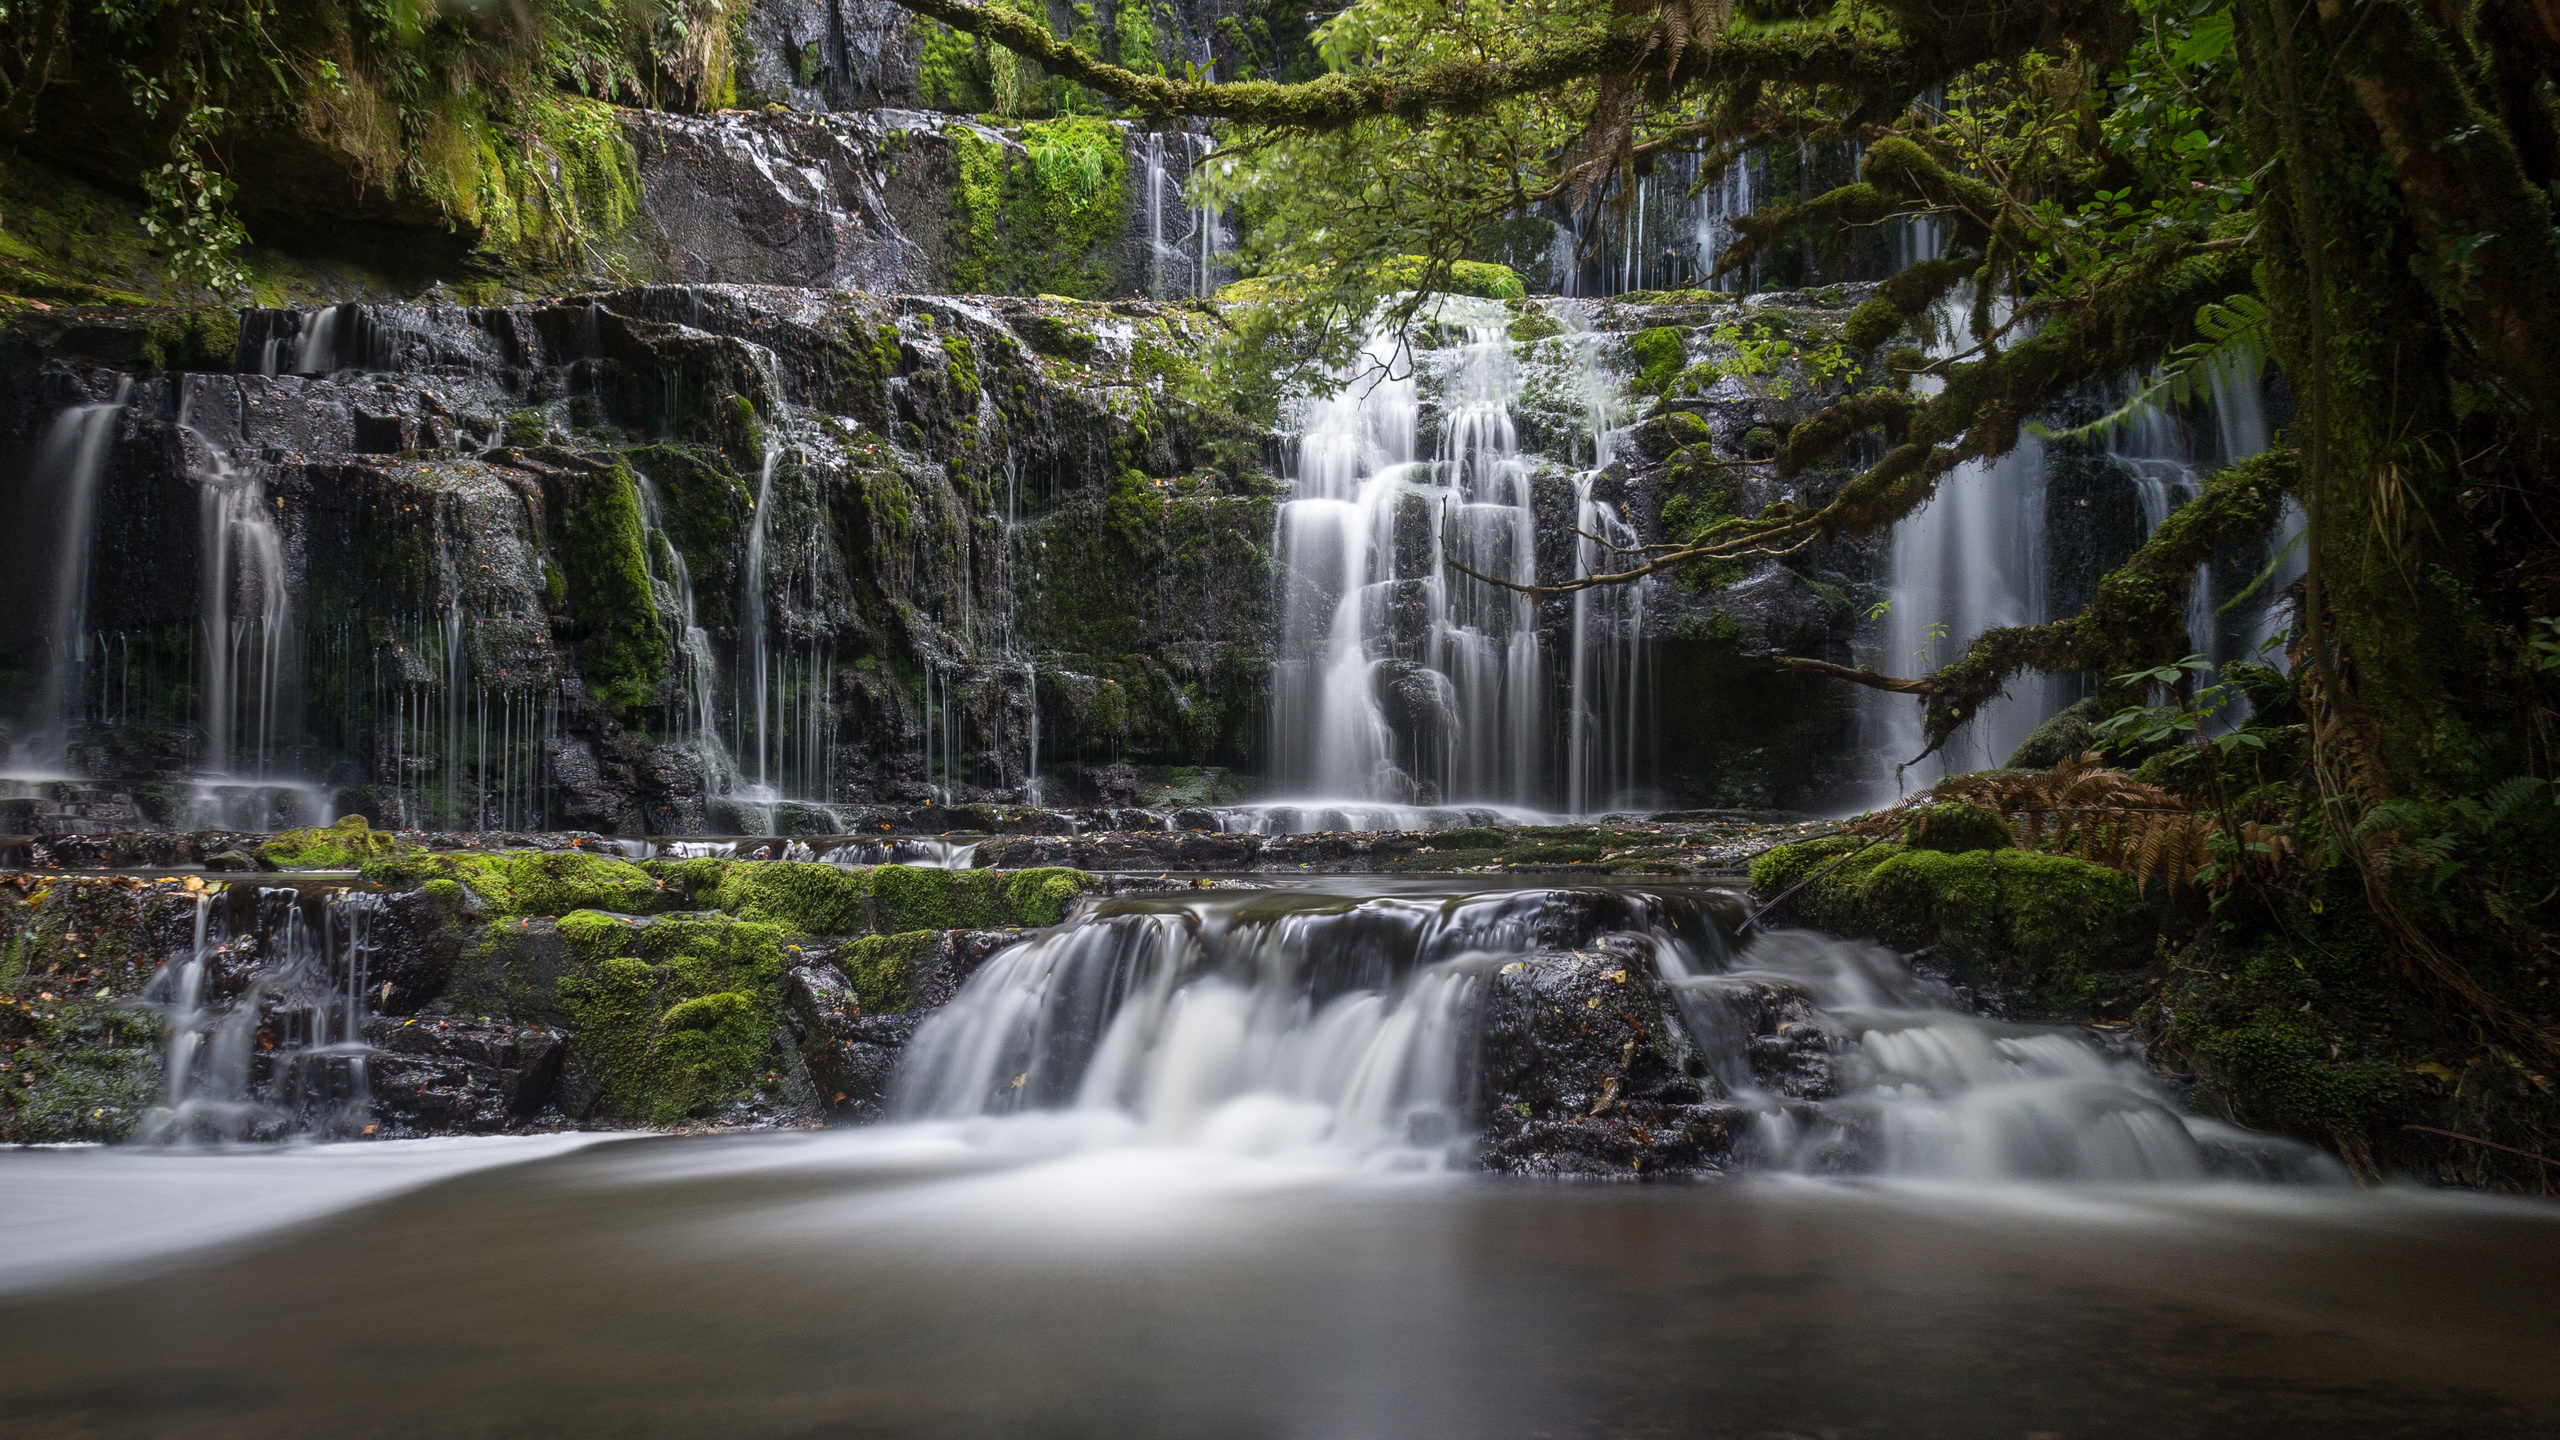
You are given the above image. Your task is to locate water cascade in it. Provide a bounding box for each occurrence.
[141,884,387,1142]
[1866,297,2056,793]
[893,882,2338,1180]
[17,382,131,775]
[182,378,333,830]
[1139,130,1227,300]
[1269,320,1554,813]
[1558,310,1647,813]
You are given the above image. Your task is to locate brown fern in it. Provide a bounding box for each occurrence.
[1860,752,2286,894]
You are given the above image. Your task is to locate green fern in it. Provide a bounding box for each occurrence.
[2030,295,2273,445]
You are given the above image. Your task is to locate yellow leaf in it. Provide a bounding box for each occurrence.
[2409,1061,2458,1082]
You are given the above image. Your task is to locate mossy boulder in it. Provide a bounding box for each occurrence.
[1751,838,2153,1010]
[552,911,795,1124]
[260,815,409,870]
[374,850,674,918]
[837,930,943,1013]
[650,861,1092,934]
[1630,326,1687,395]
[1904,803,2015,854]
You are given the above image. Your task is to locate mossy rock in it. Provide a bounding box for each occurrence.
[1751,839,2152,1006]
[553,911,793,1124]
[1373,255,1526,301]
[259,815,409,870]
[650,861,1091,934]
[406,851,673,918]
[838,930,944,1012]
[2149,923,2404,1141]
[2005,695,2108,770]
[1023,313,1098,361]
[1904,803,2015,854]
[1630,326,1687,396]
[1507,313,1566,344]
[691,860,874,934]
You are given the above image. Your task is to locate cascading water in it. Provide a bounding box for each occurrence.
[891,881,2338,1181]
[1139,130,1227,300]
[140,883,387,1142]
[1556,308,1648,813]
[1866,296,2057,793]
[1268,316,1559,821]
[2100,354,2291,676]
[182,378,332,830]
[14,382,131,776]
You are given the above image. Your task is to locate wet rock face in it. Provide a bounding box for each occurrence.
[4,287,1278,830]
[1476,937,1748,1177]
[366,1015,569,1135]
[617,111,932,292]
[783,927,1016,1117]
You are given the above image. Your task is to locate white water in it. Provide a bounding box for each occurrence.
[15,383,131,776]
[182,379,334,831]
[1139,130,1226,300]
[892,883,2337,1183]
[1270,309,1648,815]
[1868,296,2058,793]
[139,886,386,1143]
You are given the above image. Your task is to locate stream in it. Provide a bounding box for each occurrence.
[3,877,2556,1438]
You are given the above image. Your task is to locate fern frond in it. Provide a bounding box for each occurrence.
[2026,295,2272,446]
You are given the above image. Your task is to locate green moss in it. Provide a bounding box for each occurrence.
[504,409,548,448]
[2150,925,2406,1140]
[946,117,1130,297]
[550,461,666,722]
[839,929,940,1011]
[1630,326,1687,396]
[1508,313,1566,344]
[1024,313,1098,361]
[1001,867,1089,926]
[553,912,792,1124]
[1752,839,2152,1004]
[134,308,243,372]
[1372,256,1527,300]
[918,21,993,109]
[703,861,874,933]
[439,851,671,917]
[259,815,409,870]
[647,860,1089,934]
[1904,803,2015,854]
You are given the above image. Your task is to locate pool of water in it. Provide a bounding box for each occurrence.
[2,1129,2555,1439]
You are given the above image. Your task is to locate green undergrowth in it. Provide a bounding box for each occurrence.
[1751,835,2153,1009]
[946,117,1130,297]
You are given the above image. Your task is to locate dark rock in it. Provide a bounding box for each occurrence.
[1477,936,1739,1177]
[365,1014,569,1134]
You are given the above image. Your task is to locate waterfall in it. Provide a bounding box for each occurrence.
[183,379,331,830]
[17,383,131,775]
[140,884,386,1142]
[889,882,2337,1180]
[1139,130,1226,300]
[2101,351,2289,679]
[1558,308,1647,813]
[1568,473,1647,813]
[1270,318,1557,813]
[1866,296,2056,792]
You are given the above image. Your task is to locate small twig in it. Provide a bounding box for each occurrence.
[2402,1125,2560,1170]
[1738,820,1906,935]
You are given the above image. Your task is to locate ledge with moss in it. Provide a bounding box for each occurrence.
[1749,822,2156,1016]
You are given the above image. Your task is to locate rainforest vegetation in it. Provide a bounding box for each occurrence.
[0,0,2555,1186]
